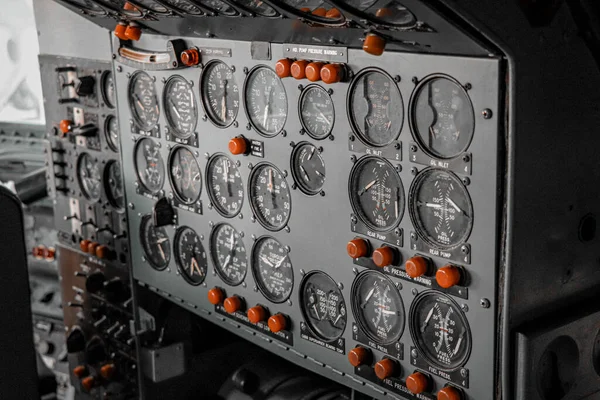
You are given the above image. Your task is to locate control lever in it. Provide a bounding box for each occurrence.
[153,197,176,228]
[72,123,98,137]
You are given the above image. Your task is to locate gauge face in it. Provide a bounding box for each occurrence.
[411,77,475,159]
[105,115,119,152]
[300,272,347,341]
[140,215,170,270]
[201,61,240,127]
[244,67,288,137]
[197,0,236,14]
[349,69,404,147]
[236,0,277,16]
[101,71,116,108]
[210,224,248,286]
[291,142,326,195]
[409,169,473,249]
[163,76,197,138]
[249,163,292,231]
[104,161,125,211]
[160,0,203,13]
[352,270,405,344]
[169,147,202,204]
[134,138,165,194]
[345,0,416,27]
[410,291,471,370]
[206,154,244,217]
[131,0,168,12]
[349,156,404,231]
[252,237,294,303]
[300,85,335,139]
[77,153,102,202]
[174,227,207,285]
[129,71,160,131]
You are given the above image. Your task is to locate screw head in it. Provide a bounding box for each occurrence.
[411,349,418,358]
[482,108,493,119]
[480,298,491,308]
[411,288,418,296]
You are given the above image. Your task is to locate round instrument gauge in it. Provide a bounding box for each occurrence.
[104,115,119,152]
[174,227,208,285]
[159,0,203,13]
[300,271,347,341]
[206,154,244,217]
[252,237,294,303]
[129,0,169,12]
[409,169,473,249]
[349,69,404,147]
[235,0,277,16]
[201,61,240,128]
[134,138,165,194]
[128,71,160,131]
[349,156,405,232]
[164,76,198,138]
[168,147,202,204]
[140,215,170,270]
[342,0,416,28]
[77,153,102,202]
[63,0,107,14]
[101,71,115,108]
[291,142,326,196]
[210,223,248,286]
[410,291,472,371]
[249,163,292,231]
[351,270,405,344]
[244,66,288,137]
[195,0,236,15]
[299,85,335,140]
[410,76,475,159]
[104,161,125,211]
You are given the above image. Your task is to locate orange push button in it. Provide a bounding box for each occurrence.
[438,386,462,400]
[224,296,243,314]
[363,33,386,56]
[73,365,86,378]
[305,62,324,82]
[321,64,344,84]
[347,238,369,259]
[80,240,91,253]
[312,7,327,17]
[406,372,429,394]
[291,60,309,80]
[87,242,99,255]
[247,305,267,324]
[44,247,56,261]
[405,256,429,278]
[181,48,201,67]
[81,376,95,392]
[208,288,225,305]
[436,265,462,289]
[373,247,395,268]
[229,137,248,155]
[60,120,73,135]
[276,59,293,78]
[348,346,371,367]
[374,358,397,380]
[33,245,45,259]
[268,313,287,333]
[124,25,142,41]
[114,22,128,40]
[100,363,116,380]
[95,245,111,260]
[325,8,342,19]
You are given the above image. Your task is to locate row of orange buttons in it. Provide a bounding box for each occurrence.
[32,245,56,262]
[275,58,347,84]
[349,346,462,400]
[207,287,288,333]
[347,238,464,289]
[73,363,116,392]
[80,239,113,260]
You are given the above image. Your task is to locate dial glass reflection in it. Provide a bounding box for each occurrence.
[210,224,248,286]
[252,237,294,303]
[300,272,347,341]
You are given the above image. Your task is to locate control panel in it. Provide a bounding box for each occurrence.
[113,36,501,400]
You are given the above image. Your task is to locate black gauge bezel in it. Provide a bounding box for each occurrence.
[298,84,335,140]
[409,290,472,371]
[251,236,294,304]
[260,0,346,26]
[140,215,170,271]
[100,70,115,108]
[163,75,198,139]
[200,60,240,129]
[206,153,244,218]
[153,0,205,14]
[243,65,288,138]
[408,74,475,160]
[347,67,404,148]
[103,160,125,212]
[104,115,119,152]
[209,223,248,286]
[188,0,240,16]
[351,270,405,345]
[76,153,101,203]
[133,137,165,195]
[299,271,347,342]
[348,155,405,232]
[408,168,473,250]
[290,141,325,196]
[174,226,207,286]
[248,162,292,231]
[327,0,418,30]
[231,0,281,17]
[128,71,160,132]
[167,145,202,205]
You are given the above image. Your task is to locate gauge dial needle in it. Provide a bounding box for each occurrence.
[134,95,144,110]
[429,125,437,139]
[312,304,321,320]
[268,168,274,192]
[453,331,465,354]
[274,255,287,269]
[380,309,397,315]
[300,166,310,182]
[359,179,378,196]
[222,255,231,270]
[425,203,443,209]
[190,257,203,276]
[260,256,274,267]
[447,198,464,214]
[333,314,342,325]
[169,99,182,119]
[221,79,228,121]
[228,231,235,251]
[421,307,435,333]
[361,288,375,308]
[157,243,166,261]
